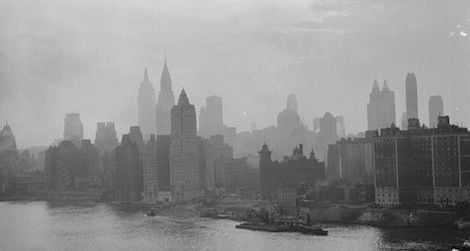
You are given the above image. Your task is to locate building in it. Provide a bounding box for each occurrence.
[367,80,396,131]
[156,135,171,193]
[315,112,339,160]
[170,89,204,202]
[372,116,470,208]
[428,95,444,128]
[223,157,249,192]
[63,113,83,147]
[400,112,408,130]
[143,135,158,203]
[44,139,100,190]
[202,135,233,192]
[0,123,18,193]
[156,58,175,135]
[138,68,156,139]
[259,143,325,198]
[327,138,374,184]
[113,134,143,201]
[406,73,419,120]
[94,122,119,154]
[336,116,346,139]
[128,126,144,158]
[199,96,224,137]
[277,94,301,135]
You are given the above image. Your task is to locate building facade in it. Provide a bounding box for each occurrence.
[63,113,83,147]
[138,68,156,139]
[406,73,419,120]
[156,59,175,135]
[367,79,396,131]
[428,95,444,128]
[199,96,224,137]
[94,122,119,154]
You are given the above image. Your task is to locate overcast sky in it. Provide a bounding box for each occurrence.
[1,0,469,148]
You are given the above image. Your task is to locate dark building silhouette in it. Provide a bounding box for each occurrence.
[0,123,18,192]
[143,135,158,203]
[202,135,233,192]
[367,80,396,131]
[128,126,144,158]
[428,95,444,128]
[138,69,156,139]
[156,58,175,135]
[406,73,419,120]
[94,122,119,154]
[277,94,301,134]
[156,135,171,192]
[259,143,325,198]
[45,139,100,190]
[113,134,143,201]
[372,116,470,208]
[170,89,204,202]
[63,113,83,147]
[199,96,224,137]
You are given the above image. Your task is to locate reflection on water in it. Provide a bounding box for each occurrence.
[0,201,467,250]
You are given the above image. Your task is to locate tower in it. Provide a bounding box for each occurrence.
[169,89,202,202]
[428,95,444,128]
[259,143,273,198]
[156,58,175,135]
[199,96,223,137]
[367,79,396,130]
[406,73,418,120]
[138,68,156,139]
[63,113,83,147]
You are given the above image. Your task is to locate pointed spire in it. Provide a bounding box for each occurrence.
[177,88,190,106]
[143,68,149,82]
[372,79,379,92]
[160,56,172,92]
[382,80,389,90]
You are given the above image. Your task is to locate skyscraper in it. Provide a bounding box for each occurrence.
[199,96,223,137]
[94,122,119,154]
[113,134,143,201]
[406,73,418,120]
[137,68,156,139]
[63,113,83,147]
[428,95,444,128]
[367,80,396,130]
[156,59,175,135]
[143,135,158,203]
[170,89,203,202]
[277,94,301,134]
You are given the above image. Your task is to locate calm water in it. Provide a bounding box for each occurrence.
[0,201,467,251]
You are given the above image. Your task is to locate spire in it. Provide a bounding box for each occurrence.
[372,79,379,92]
[382,80,389,90]
[177,88,190,106]
[160,56,172,92]
[143,68,149,82]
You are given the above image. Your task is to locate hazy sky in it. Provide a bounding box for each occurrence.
[1,0,469,148]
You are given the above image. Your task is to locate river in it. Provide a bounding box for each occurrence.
[0,201,467,250]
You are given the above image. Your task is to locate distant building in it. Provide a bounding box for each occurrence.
[199,96,224,137]
[277,94,301,135]
[94,122,119,154]
[202,135,233,192]
[156,135,171,193]
[367,80,396,131]
[336,116,346,139]
[259,143,325,199]
[156,59,175,135]
[63,113,83,147]
[143,135,158,203]
[428,95,444,128]
[138,68,156,139]
[315,112,339,160]
[372,116,470,208]
[327,137,374,184]
[170,89,204,202]
[223,157,249,192]
[128,126,144,158]
[113,135,143,201]
[400,112,407,130]
[406,73,419,120]
[44,139,100,190]
[0,123,18,192]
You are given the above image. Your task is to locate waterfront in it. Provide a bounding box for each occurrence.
[0,201,467,250]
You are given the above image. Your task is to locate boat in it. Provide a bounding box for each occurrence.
[235,222,291,232]
[294,224,328,236]
[146,207,158,217]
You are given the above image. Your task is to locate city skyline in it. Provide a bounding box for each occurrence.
[1,0,469,148]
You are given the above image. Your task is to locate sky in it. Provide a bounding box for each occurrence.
[0,0,469,148]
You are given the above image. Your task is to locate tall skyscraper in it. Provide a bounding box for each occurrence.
[137,68,156,139]
[199,96,224,137]
[428,95,444,128]
[94,122,119,154]
[277,94,301,134]
[156,59,175,135]
[113,134,143,201]
[367,80,396,130]
[63,113,83,147]
[406,73,418,120]
[170,89,203,202]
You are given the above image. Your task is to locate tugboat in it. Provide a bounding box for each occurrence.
[294,224,328,236]
[146,207,158,217]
